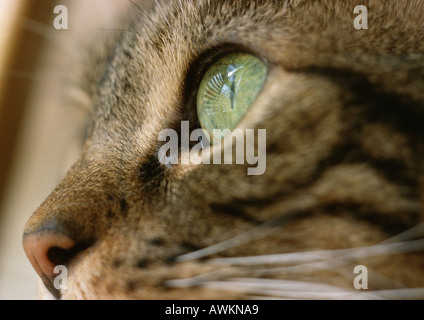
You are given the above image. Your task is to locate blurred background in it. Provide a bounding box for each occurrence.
[0,0,129,299]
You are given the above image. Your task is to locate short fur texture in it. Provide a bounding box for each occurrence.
[24,0,424,299]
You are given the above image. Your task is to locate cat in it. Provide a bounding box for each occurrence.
[23,0,424,300]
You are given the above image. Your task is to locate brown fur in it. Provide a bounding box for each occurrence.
[24,0,424,299]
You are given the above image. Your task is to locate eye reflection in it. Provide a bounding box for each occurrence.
[197,53,267,141]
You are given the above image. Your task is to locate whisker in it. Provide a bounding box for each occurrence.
[213,239,424,267]
[215,278,354,292]
[190,278,381,300]
[283,0,289,12]
[383,221,424,243]
[364,288,424,300]
[176,208,311,263]
[253,239,424,276]
[213,249,347,266]
[201,280,424,300]
[154,0,173,30]
[210,221,424,288]
[165,267,237,289]
[168,273,424,300]
[249,296,287,300]
[128,0,156,25]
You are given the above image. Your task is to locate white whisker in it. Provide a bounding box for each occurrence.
[256,239,424,276]
[154,0,172,30]
[222,278,353,292]
[383,221,424,243]
[248,296,287,300]
[176,210,309,263]
[365,288,424,300]
[283,0,289,12]
[201,280,424,300]
[168,275,424,300]
[213,239,424,268]
[128,0,156,25]
[195,278,381,300]
[165,273,222,289]
[175,226,276,263]
[213,249,347,266]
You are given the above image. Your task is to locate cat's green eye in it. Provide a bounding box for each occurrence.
[197,53,267,141]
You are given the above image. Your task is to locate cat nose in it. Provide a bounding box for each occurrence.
[23,232,75,279]
[23,219,95,298]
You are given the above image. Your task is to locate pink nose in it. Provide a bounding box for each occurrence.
[23,232,76,298]
[23,232,75,278]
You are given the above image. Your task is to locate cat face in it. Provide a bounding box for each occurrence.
[23,0,424,299]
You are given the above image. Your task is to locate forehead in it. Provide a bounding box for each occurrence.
[105,0,424,77]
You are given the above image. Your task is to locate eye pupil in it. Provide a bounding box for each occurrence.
[197,53,267,142]
[230,81,236,111]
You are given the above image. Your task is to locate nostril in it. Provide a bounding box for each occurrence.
[23,232,94,298]
[23,233,75,277]
[47,241,95,268]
